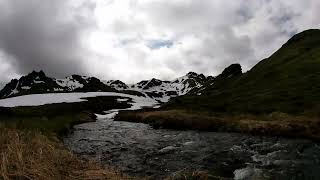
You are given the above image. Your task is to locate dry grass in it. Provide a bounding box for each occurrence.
[164,171,209,180]
[0,128,133,180]
[115,110,320,141]
[164,170,231,180]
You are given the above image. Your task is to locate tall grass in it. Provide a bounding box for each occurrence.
[0,128,132,180]
[115,110,320,141]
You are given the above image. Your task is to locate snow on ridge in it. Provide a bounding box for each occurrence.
[34,80,45,84]
[7,81,20,97]
[55,77,84,91]
[0,92,159,108]
[106,74,205,103]
[21,86,31,90]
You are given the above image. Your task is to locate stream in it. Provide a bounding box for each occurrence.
[64,109,320,180]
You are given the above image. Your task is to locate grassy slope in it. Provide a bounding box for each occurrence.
[165,29,320,114]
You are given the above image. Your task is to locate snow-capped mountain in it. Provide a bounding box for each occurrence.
[104,80,129,90]
[106,72,214,102]
[0,71,115,99]
[0,71,213,102]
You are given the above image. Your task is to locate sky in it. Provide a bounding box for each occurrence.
[0,0,319,84]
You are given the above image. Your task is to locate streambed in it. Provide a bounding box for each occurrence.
[64,109,320,179]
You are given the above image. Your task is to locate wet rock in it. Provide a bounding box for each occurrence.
[159,146,178,154]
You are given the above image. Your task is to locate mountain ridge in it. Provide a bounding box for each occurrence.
[0,70,212,102]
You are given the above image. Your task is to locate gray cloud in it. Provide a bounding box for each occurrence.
[0,0,94,78]
[0,0,319,83]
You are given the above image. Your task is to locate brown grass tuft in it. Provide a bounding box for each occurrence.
[0,128,132,180]
[115,110,320,141]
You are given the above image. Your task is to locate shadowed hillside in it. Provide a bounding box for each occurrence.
[164,29,320,114]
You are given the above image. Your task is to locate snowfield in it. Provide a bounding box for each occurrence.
[0,92,159,109]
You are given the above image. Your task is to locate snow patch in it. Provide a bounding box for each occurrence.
[117,98,129,102]
[34,80,45,84]
[21,86,31,90]
[0,92,159,108]
[56,77,84,91]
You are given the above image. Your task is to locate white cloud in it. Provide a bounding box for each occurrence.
[0,0,319,83]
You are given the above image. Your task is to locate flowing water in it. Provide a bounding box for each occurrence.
[64,109,320,179]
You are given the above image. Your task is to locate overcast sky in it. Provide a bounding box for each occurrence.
[0,0,319,83]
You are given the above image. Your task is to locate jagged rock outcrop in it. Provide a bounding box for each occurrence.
[104,80,129,90]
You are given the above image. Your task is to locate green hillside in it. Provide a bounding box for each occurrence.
[164,29,320,114]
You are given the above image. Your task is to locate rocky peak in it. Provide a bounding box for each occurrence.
[0,70,62,98]
[186,72,198,78]
[219,64,242,79]
[106,80,129,90]
[143,78,163,90]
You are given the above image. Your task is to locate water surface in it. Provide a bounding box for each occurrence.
[64,110,320,179]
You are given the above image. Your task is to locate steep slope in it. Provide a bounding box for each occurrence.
[0,71,115,99]
[165,29,320,114]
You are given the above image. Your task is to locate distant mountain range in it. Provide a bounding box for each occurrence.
[0,70,213,103]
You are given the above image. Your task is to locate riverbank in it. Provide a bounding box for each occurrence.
[0,128,132,180]
[115,110,320,141]
[0,96,135,180]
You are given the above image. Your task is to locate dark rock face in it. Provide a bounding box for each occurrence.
[142,79,163,90]
[219,64,242,79]
[0,71,62,98]
[136,80,149,88]
[109,80,129,89]
[76,77,115,92]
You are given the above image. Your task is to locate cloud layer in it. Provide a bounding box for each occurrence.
[0,0,319,83]
[0,0,94,80]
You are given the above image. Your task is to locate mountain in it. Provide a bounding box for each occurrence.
[164,29,320,114]
[0,70,212,102]
[104,80,129,90]
[107,72,213,102]
[0,71,115,99]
